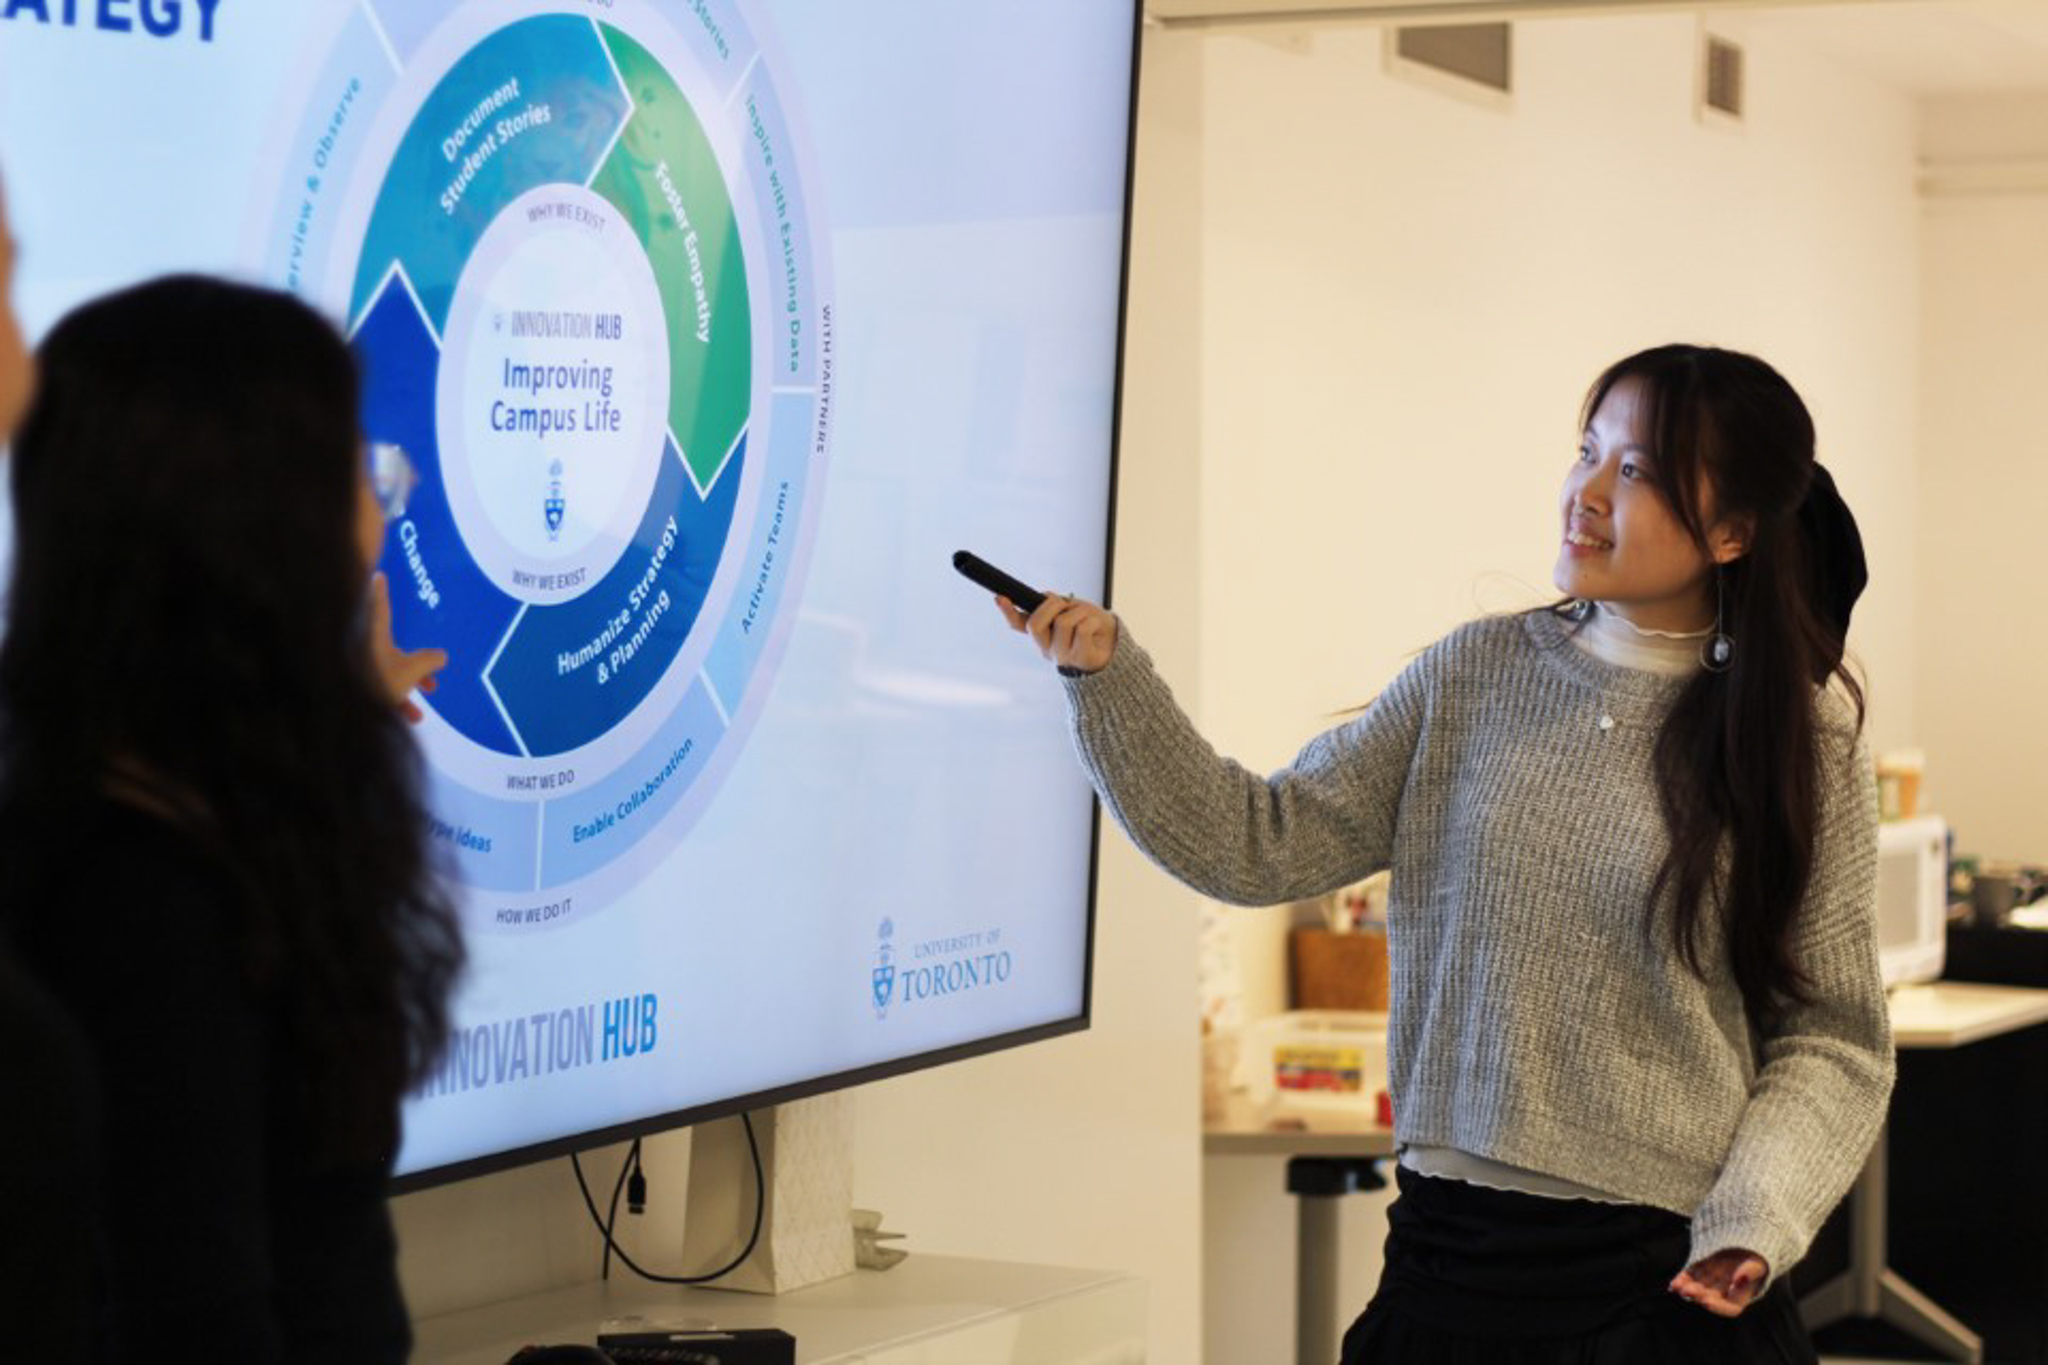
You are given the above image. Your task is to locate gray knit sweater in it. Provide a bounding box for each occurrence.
[1063,608,1894,1282]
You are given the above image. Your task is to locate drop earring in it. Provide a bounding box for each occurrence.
[1702,568,1734,672]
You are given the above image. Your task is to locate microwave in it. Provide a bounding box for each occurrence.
[1875,814,1948,989]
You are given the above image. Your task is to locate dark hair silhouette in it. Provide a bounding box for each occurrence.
[1566,344,1867,1032]
[0,275,462,1160]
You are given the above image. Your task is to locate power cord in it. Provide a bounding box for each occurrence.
[570,1112,765,1285]
[627,1148,648,1214]
[599,1138,640,1281]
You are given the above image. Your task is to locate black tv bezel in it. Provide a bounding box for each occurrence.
[391,0,1148,1196]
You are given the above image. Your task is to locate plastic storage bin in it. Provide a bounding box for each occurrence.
[1232,1009,1389,1114]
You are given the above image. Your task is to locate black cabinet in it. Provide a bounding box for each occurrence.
[1879,927,2048,1362]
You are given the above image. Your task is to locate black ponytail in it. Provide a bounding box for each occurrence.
[1795,462,1868,678]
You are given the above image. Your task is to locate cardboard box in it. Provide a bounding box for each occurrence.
[1291,926,1388,1011]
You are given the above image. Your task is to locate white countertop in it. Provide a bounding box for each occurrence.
[1202,1090,1395,1157]
[1887,980,2048,1047]
[411,1255,1143,1365]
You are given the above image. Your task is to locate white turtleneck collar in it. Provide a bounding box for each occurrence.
[1568,601,1708,678]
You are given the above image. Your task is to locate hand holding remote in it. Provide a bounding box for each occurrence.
[955,550,1116,674]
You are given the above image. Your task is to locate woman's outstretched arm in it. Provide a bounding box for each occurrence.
[997,593,1430,907]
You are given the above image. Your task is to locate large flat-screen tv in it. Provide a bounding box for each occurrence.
[0,0,1139,1185]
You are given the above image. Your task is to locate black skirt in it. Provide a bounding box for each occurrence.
[1338,1165,1817,1365]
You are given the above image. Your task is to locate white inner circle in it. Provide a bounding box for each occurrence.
[438,184,671,605]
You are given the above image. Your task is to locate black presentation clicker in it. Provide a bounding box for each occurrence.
[952,550,1046,615]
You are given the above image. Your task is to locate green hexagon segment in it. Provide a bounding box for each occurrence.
[592,23,751,494]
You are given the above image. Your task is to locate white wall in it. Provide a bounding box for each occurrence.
[1915,91,2048,865]
[1183,16,1926,1362]
[1194,13,1921,765]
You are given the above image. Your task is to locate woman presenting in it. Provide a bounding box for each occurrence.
[996,344,1892,1362]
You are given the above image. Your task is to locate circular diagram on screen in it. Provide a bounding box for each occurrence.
[283,1,831,928]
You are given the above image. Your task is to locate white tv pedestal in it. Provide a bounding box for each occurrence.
[411,1254,1146,1365]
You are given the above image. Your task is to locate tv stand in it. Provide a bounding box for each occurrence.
[410,1254,1144,1365]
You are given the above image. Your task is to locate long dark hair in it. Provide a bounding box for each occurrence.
[0,275,463,1160]
[1573,345,1865,1033]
